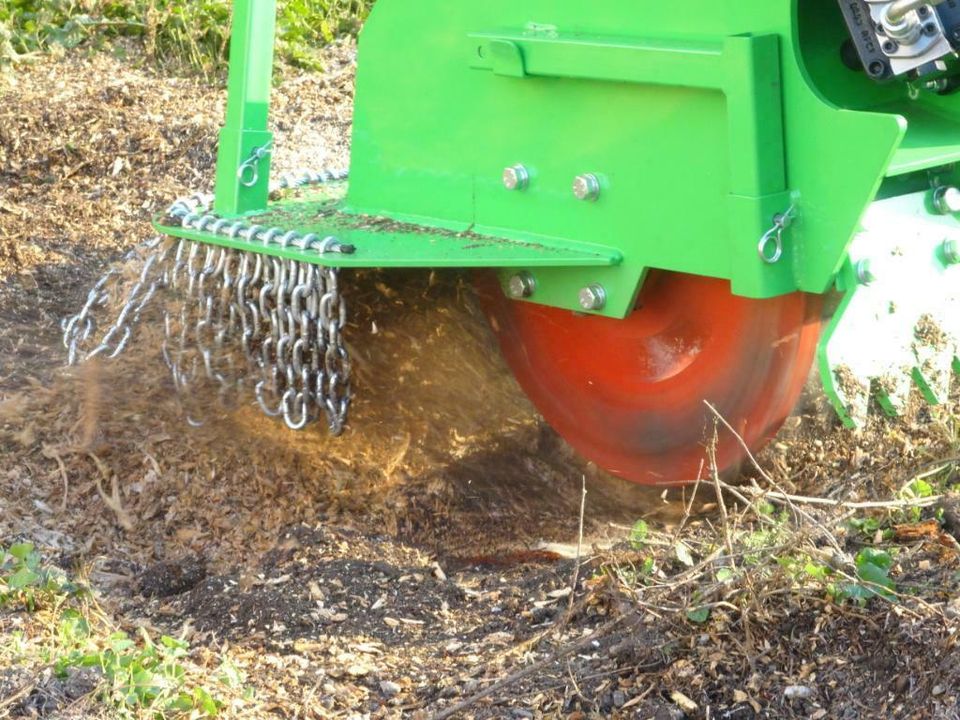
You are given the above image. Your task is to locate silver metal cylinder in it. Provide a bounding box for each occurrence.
[933,186,960,215]
[882,0,946,48]
[885,0,945,23]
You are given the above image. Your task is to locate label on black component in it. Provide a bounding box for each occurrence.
[837,0,891,80]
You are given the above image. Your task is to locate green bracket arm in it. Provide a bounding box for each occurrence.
[213,0,278,218]
[469,31,792,297]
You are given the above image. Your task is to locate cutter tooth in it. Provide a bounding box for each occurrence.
[820,191,960,428]
[830,365,871,428]
[875,371,912,418]
[911,314,955,406]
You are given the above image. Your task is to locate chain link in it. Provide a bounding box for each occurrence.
[62,170,352,435]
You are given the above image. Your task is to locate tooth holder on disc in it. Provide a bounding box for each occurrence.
[149,0,960,485]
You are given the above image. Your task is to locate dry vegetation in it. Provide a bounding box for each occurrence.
[2,42,960,720]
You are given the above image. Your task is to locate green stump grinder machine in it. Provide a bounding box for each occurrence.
[64,0,960,485]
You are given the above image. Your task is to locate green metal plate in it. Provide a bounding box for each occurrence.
[155,184,622,270]
[819,191,960,427]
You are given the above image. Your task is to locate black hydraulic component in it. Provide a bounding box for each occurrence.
[837,0,894,80]
[937,0,960,47]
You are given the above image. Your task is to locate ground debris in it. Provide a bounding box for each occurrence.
[1,45,960,720]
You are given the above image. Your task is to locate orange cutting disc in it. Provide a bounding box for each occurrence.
[477,271,823,485]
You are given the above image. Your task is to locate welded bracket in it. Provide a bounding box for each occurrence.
[819,191,960,427]
[469,30,793,300]
[213,0,277,218]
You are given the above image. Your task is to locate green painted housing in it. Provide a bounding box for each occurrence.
[166,0,960,318]
[155,0,960,422]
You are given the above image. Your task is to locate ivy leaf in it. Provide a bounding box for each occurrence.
[686,606,711,624]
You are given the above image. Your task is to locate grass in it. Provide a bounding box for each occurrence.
[1,543,247,718]
[0,0,372,74]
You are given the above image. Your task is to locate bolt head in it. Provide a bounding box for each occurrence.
[578,284,607,311]
[944,238,960,265]
[933,186,960,215]
[507,272,536,299]
[856,259,877,286]
[503,165,529,191]
[573,173,601,202]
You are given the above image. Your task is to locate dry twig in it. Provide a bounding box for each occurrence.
[88,453,134,531]
[568,475,587,610]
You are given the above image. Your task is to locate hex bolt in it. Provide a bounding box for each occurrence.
[933,186,960,214]
[502,165,530,191]
[573,173,601,202]
[943,237,960,265]
[507,272,536,299]
[856,259,877,286]
[578,284,607,311]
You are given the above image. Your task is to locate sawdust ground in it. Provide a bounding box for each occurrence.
[1,46,960,720]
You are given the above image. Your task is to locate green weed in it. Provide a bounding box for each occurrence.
[0,542,81,611]
[834,548,897,604]
[0,0,372,73]
[55,628,223,717]
[1,544,236,719]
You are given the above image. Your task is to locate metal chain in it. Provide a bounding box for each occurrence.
[61,170,352,435]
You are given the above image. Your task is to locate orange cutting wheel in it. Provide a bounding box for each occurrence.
[477,271,823,485]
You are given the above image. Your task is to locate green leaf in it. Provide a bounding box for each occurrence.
[7,567,40,589]
[715,567,735,583]
[108,632,134,653]
[803,562,829,581]
[193,686,220,716]
[131,667,159,691]
[629,520,649,549]
[901,478,935,499]
[848,516,882,535]
[160,635,188,651]
[686,606,711,624]
[840,548,898,602]
[856,562,895,599]
[856,548,893,571]
[8,542,35,560]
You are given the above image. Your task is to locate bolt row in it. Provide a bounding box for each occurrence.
[854,184,960,286]
[503,164,602,202]
[856,237,959,286]
[503,164,605,310]
[507,270,607,312]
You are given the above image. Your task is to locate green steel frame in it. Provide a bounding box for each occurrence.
[155,0,960,423]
